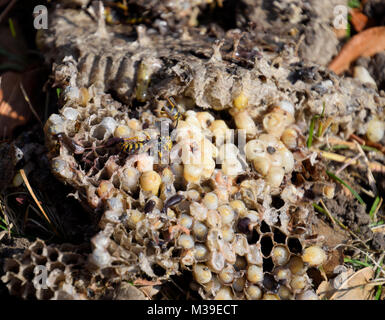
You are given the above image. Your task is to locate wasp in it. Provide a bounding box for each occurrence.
[118,132,152,155]
[159,97,182,128]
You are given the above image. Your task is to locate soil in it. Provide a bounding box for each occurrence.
[324,185,372,240]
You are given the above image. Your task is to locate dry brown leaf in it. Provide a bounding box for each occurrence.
[330,267,374,300]
[0,72,31,138]
[328,26,385,74]
[350,9,369,33]
[317,280,334,300]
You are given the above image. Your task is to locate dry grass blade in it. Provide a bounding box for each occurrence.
[19,169,59,236]
[353,141,377,194]
[19,82,43,127]
[319,199,336,225]
[317,149,385,173]
[328,26,385,74]
[318,150,358,164]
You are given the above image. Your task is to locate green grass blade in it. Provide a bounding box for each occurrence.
[331,145,350,150]
[326,170,365,205]
[8,18,16,38]
[313,203,327,214]
[346,20,351,39]
[307,115,320,148]
[375,285,382,300]
[369,220,384,228]
[348,0,361,8]
[344,258,372,268]
[56,88,62,99]
[361,145,380,152]
[369,196,380,220]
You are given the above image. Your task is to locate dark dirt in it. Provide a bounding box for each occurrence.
[323,175,385,252]
[371,232,385,251]
[324,184,372,238]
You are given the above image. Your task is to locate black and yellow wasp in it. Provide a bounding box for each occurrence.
[59,97,182,165]
[118,132,152,155]
[159,97,182,129]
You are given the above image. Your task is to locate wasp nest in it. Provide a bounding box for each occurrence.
[4,2,385,300]
[1,240,90,300]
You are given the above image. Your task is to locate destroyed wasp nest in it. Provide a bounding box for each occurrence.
[3,2,385,300]
[1,240,90,300]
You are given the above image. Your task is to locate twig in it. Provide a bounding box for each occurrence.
[353,140,377,195]
[335,153,361,175]
[319,199,336,225]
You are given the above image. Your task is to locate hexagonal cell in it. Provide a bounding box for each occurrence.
[271,195,285,209]
[273,227,287,244]
[262,257,274,273]
[287,237,303,254]
[47,247,59,262]
[234,255,247,271]
[30,241,44,256]
[32,254,47,266]
[60,253,82,265]
[21,282,37,300]
[232,276,246,293]
[259,220,271,234]
[36,288,54,300]
[4,259,20,274]
[21,265,35,281]
[247,228,260,244]
[260,235,274,257]
[47,261,66,272]
[8,277,23,296]
[263,273,279,293]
